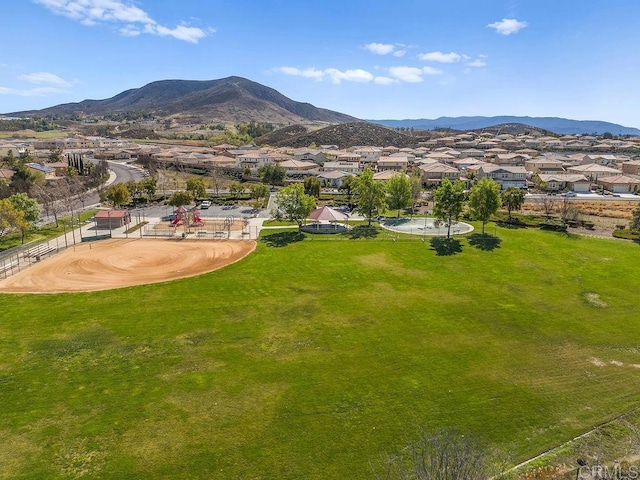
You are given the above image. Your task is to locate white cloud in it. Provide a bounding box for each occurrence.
[17,72,73,87]
[119,24,141,37]
[418,51,463,63]
[388,66,425,83]
[466,59,487,68]
[33,0,210,43]
[487,18,528,35]
[275,64,443,85]
[148,24,208,43]
[393,50,406,58]
[277,67,324,80]
[422,66,443,76]
[325,68,374,84]
[374,76,398,85]
[364,43,395,55]
[276,67,373,83]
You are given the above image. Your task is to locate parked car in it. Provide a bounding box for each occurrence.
[562,191,577,197]
[200,200,212,209]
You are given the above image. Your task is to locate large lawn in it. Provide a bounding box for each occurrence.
[1,227,640,479]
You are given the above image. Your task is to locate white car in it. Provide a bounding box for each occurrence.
[562,192,577,197]
[200,200,212,209]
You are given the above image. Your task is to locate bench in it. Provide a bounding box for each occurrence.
[23,244,56,261]
[0,261,18,275]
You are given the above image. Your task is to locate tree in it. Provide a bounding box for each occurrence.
[8,193,40,223]
[186,176,207,199]
[140,176,157,202]
[631,204,640,232]
[410,174,423,216]
[125,180,143,203]
[373,428,507,480]
[273,183,316,231]
[259,163,286,187]
[501,187,526,221]
[0,198,28,241]
[469,178,502,235]
[229,182,245,200]
[433,178,466,239]
[385,173,412,218]
[536,195,557,220]
[249,183,270,208]
[558,196,580,226]
[338,175,356,208]
[101,183,130,207]
[168,190,193,208]
[210,167,227,197]
[303,176,321,198]
[6,193,40,244]
[353,167,386,226]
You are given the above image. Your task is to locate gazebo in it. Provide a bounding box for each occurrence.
[303,206,349,234]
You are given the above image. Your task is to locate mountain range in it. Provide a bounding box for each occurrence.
[7,76,358,125]
[5,76,639,136]
[369,116,640,136]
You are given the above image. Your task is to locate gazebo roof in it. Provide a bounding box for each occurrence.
[309,206,348,222]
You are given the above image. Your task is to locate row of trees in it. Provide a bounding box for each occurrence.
[433,178,526,237]
[273,167,527,237]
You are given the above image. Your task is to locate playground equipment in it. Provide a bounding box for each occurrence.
[170,206,187,227]
[190,210,205,227]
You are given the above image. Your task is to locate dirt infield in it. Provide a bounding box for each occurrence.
[0,238,256,294]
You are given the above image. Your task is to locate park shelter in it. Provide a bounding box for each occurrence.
[94,209,131,229]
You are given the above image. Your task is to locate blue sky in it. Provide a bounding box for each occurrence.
[2,0,640,128]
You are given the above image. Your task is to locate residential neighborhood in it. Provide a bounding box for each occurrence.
[3,129,640,196]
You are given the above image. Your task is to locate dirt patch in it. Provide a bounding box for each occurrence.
[584,292,609,308]
[0,238,256,294]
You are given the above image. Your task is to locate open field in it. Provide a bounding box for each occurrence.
[1,227,640,478]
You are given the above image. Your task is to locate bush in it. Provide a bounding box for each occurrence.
[613,229,639,240]
[539,221,567,232]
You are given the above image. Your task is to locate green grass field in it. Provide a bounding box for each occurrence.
[1,226,640,479]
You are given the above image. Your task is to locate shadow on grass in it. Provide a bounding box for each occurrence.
[261,231,305,247]
[344,225,380,239]
[429,237,463,256]
[495,219,529,229]
[467,233,502,251]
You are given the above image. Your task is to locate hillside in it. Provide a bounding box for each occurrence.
[256,122,421,148]
[8,76,358,125]
[371,116,640,136]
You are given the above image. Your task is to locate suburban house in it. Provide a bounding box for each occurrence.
[353,146,382,164]
[293,149,328,165]
[25,162,56,179]
[317,170,350,188]
[323,161,361,174]
[419,163,460,187]
[566,163,622,181]
[621,160,640,175]
[596,175,640,193]
[490,153,528,166]
[580,154,620,166]
[279,159,318,174]
[381,146,400,156]
[535,173,591,193]
[235,153,274,171]
[524,157,566,174]
[373,171,407,182]
[377,153,412,172]
[477,165,527,189]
